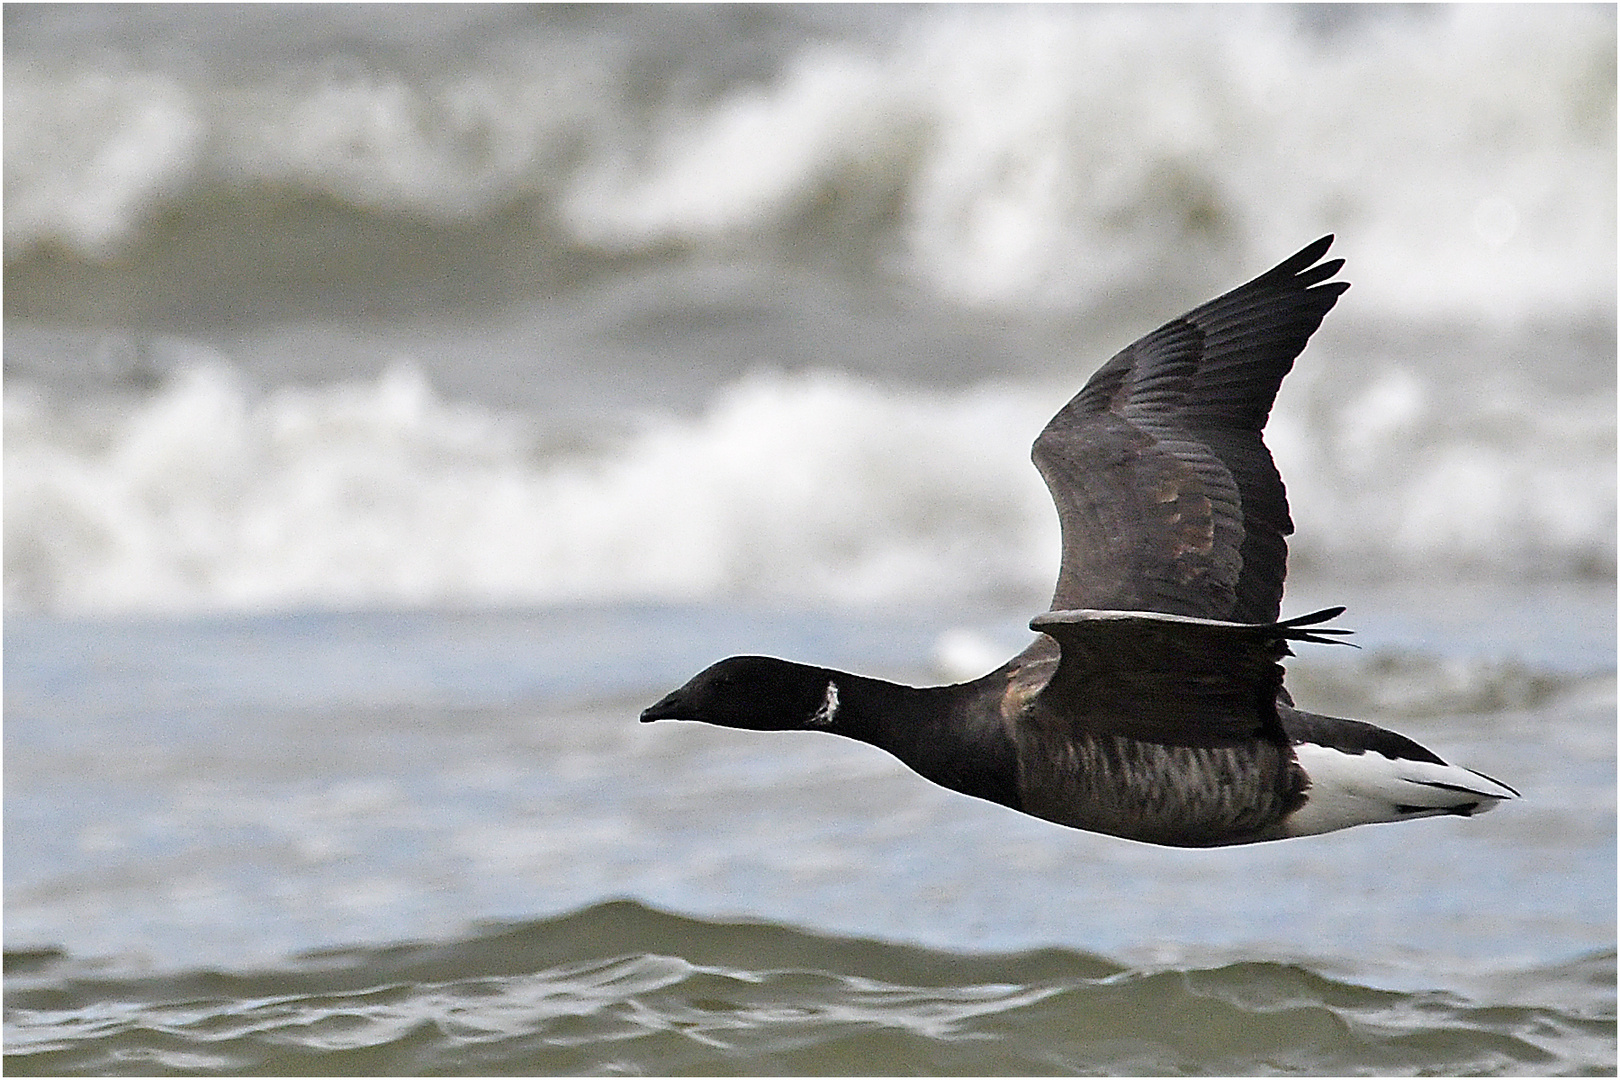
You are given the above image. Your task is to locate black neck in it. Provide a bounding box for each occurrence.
[819,670,1022,812]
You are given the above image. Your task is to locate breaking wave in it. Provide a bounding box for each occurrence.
[6,360,1611,617]
[6,5,1612,323]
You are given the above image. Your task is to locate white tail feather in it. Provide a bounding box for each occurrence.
[1284,742,1517,838]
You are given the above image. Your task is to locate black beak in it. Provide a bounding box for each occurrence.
[640,692,683,723]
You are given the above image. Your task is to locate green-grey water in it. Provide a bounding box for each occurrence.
[7,902,1614,1076]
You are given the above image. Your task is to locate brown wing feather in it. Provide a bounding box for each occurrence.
[1033,236,1349,621]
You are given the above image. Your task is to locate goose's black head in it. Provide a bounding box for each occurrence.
[640,656,842,732]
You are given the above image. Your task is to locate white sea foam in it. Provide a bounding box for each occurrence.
[4,65,205,259]
[5,360,1612,617]
[1273,365,1616,577]
[3,364,1055,615]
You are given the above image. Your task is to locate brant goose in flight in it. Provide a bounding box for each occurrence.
[641,237,1517,847]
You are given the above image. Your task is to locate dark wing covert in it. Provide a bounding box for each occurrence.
[1028,606,1351,746]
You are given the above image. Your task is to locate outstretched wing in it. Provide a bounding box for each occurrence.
[1033,237,1348,622]
[1027,606,1351,746]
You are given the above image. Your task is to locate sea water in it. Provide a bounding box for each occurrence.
[5,6,1614,1075]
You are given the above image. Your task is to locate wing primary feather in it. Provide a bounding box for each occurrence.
[1273,606,1357,647]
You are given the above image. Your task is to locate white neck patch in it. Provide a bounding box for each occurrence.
[808,680,840,728]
